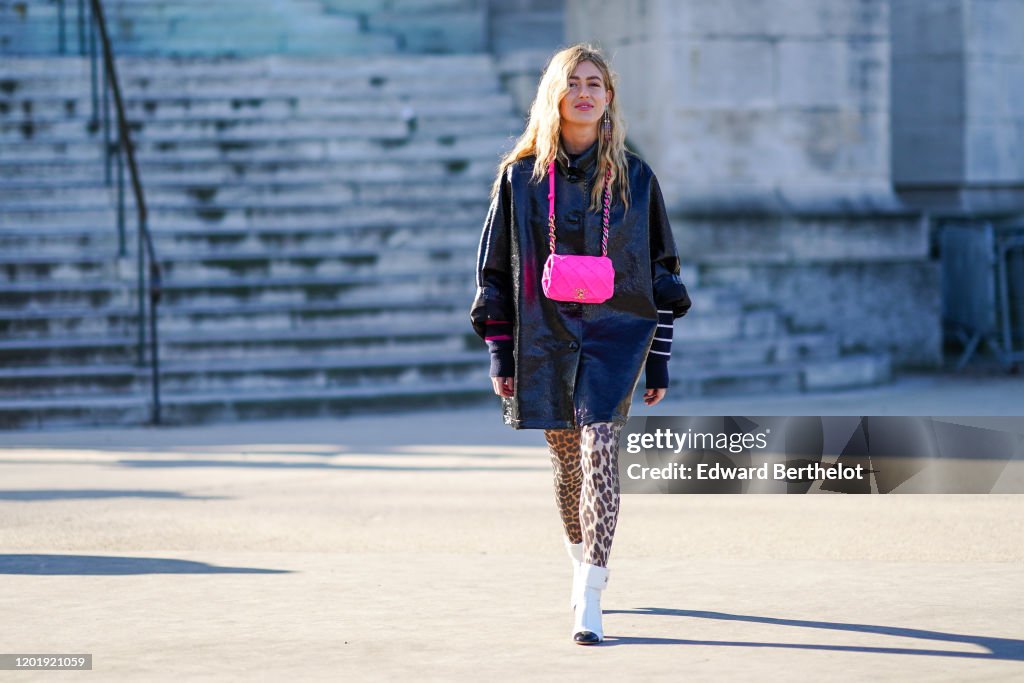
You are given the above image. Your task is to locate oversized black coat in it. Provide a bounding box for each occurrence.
[470,142,689,430]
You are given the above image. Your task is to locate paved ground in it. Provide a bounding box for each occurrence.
[0,371,1023,681]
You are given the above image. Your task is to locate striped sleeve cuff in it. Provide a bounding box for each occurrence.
[484,320,515,377]
[645,309,673,389]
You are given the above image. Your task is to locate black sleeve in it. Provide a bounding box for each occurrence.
[469,168,516,339]
[648,173,691,318]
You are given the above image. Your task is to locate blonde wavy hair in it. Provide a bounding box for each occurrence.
[491,43,630,212]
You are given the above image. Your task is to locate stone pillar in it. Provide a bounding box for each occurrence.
[566,0,943,367]
[892,0,1024,211]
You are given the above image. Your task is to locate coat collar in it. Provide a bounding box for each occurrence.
[555,140,599,182]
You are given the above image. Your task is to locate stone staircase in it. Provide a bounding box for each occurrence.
[0,1,889,429]
[1,0,494,56]
[0,53,517,427]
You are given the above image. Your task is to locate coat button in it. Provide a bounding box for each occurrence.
[569,341,580,351]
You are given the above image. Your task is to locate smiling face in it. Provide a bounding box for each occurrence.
[558,60,612,129]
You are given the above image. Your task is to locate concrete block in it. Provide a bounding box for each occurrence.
[667,39,775,108]
[650,0,887,39]
[891,56,965,125]
[659,109,783,185]
[776,108,889,180]
[963,0,1024,59]
[966,59,1024,124]
[768,0,889,39]
[889,0,963,57]
[778,38,887,109]
[802,352,891,391]
[965,122,1024,183]
[891,121,965,184]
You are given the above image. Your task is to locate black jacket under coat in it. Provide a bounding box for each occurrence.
[470,142,689,430]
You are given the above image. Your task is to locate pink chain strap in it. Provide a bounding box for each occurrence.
[547,161,612,256]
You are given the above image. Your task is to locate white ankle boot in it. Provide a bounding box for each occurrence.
[563,538,583,608]
[571,562,609,644]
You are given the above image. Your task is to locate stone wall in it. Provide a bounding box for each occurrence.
[567,0,893,210]
[566,0,944,367]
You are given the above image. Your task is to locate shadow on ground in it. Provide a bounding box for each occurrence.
[604,608,1024,661]
[0,489,227,501]
[0,554,293,575]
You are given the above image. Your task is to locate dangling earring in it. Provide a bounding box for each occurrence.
[601,109,612,143]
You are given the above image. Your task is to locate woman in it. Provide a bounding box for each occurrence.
[470,44,690,645]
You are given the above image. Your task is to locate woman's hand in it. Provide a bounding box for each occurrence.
[643,388,666,406]
[491,376,515,398]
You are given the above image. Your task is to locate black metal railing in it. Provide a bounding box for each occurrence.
[58,0,163,423]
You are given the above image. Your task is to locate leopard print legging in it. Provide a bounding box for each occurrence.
[544,422,623,568]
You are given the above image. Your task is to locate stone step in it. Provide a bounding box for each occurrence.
[0,178,496,210]
[671,353,892,397]
[0,298,469,338]
[0,54,496,78]
[675,306,782,342]
[0,352,893,430]
[2,13,364,36]
[799,353,894,391]
[670,332,841,369]
[0,277,741,338]
[0,334,852,400]
[0,71,503,100]
[0,269,476,309]
[0,171,494,197]
[0,252,118,283]
[0,113,525,144]
[321,0,483,14]
[0,346,489,398]
[0,379,494,430]
[0,214,484,252]
[0,200,488,229]
[0,132,512,164]
[0,243,478,283]
[4,2,487,57]
[0,250,477,288]
[1,28,400,57]
[365,9,486,53]
[98,0,475,10]
[0,157,498,185]
[0,323,476,366]
[2,0,348,13]
[0,323,831,370]
[1,37,401,59]
[0,93,518,123]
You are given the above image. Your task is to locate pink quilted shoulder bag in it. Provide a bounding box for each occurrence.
[541,161,615,304]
